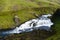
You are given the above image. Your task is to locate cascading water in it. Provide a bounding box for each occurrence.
[0,14,53,35]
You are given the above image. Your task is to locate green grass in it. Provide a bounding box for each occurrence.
[0,0,60,40]
[0,0,60,12]
[0,7,56,29]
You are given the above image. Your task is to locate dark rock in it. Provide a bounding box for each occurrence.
[52,8,60,18]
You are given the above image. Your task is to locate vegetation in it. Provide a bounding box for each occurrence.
[0,0,60,40]
[0,0,59,29]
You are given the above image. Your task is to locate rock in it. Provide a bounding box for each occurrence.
[13,14,20,26]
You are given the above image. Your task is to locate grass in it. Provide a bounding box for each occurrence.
[0,0,60,12]
[0,7,56,29]
[0,0,60,40]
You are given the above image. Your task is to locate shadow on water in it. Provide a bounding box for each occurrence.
[0,30,56,40]
[0,24,56,39]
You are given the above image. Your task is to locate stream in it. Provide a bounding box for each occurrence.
[0,14,53,36]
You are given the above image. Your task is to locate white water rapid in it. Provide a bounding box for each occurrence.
[0,14,53,35]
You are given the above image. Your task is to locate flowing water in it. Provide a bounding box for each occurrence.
[0,14,53,36]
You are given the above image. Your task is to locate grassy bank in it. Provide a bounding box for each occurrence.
[0,0,59,29]
[0,7,56,29]
[0,0,60,40]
